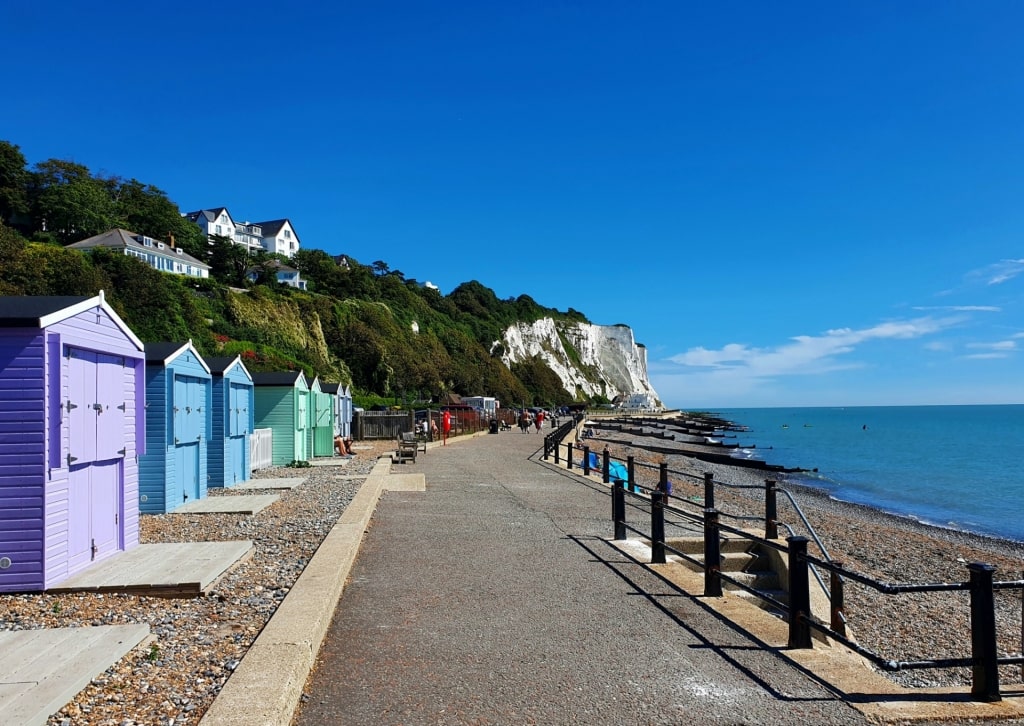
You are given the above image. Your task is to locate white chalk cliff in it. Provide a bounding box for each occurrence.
[495,319,661,405]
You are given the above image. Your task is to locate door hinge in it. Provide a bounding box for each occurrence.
[66,400,78,412]
[117,403,126,411]
[117,448,126,456]
[67,454,78,466]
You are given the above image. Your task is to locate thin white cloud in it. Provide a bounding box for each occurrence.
[913,305,1001,312]
[963,353,1010,360]
[667,316,962,378]
[966,340,1017,351]
[966,259,1024,286]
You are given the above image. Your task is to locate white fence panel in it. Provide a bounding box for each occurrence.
[250,428,273,471]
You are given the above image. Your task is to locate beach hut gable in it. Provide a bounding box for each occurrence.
[139,341,212,514]
[253,371,310,465]
[206,355,254,487]
[0,292,144,592]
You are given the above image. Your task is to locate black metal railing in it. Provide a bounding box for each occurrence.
[547,438,1024,701]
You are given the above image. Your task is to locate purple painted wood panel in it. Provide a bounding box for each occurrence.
[0,330,45,591]
[66,348,97,465]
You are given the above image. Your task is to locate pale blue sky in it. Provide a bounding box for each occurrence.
[5,1,1024,408]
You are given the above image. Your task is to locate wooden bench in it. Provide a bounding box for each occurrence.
[396,432,418,463]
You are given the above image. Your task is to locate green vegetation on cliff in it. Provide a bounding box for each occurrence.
[0,139,603,407]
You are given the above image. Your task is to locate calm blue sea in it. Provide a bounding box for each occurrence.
[711,405,1024,543]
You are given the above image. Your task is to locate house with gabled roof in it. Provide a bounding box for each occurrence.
[253,218,300,257]
[183,208,300,258]
[68,229,210,278]
[246,259,307,290]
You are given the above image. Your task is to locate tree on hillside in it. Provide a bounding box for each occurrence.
[208,233,251,286]
[107,178,207,259]
[28,159,115,244]
[0,141,29,228]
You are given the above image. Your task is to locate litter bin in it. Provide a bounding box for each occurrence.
[489,419,500,434]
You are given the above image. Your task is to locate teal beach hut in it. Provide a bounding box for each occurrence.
[206,355,254,488]
[252,371,310,465]
[309,377,336,457]
[140,341,212,514]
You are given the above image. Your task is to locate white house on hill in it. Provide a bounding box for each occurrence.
[68,229,210,279]
[183,207,301,258]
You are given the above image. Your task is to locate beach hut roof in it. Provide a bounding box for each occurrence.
[0,291,143,350]
[144,340,211,374]
[252,371,306,386]
[205,355,253,379]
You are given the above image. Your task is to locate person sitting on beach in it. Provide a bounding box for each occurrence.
[334,436,355,456]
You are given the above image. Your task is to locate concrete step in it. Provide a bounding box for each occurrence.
[666,536,751,556]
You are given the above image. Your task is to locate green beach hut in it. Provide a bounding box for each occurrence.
[252,371,310,465]
[308,376,336,457]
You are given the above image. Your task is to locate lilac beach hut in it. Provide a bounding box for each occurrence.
[139,341,212,514]
[0,292,145,593]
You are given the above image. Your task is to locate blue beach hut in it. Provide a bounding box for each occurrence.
[139,341,212,514]
[206,355,254,488]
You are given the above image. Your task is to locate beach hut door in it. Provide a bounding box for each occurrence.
[229,382,249,482]
[65,348,125,573]
[173,375,203,504]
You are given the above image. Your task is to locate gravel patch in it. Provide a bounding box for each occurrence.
[0,442,395,726]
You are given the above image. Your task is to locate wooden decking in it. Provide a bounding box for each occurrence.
[48,541,254,597]
[0,624,151,726]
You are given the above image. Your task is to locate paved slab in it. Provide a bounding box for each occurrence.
[308,457,351,468]
[383,473,426,492]
[233,476,307,490]
[175,494,278,514]
[0,624,150,726]
[49,541,254,596]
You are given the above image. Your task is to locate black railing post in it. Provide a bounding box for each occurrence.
[765,479,779,540]
[554,437,560,464]
[603,449,610,484]
[567,443,573,470]
[787,536,812,649]
[651,490,666,564]
[703,472,715,510]
[543,434,549,460]
[704,508,722,597]
[658,463,668,502]
[627,456,635,493]
[830,564,846,638]
[968,562,1001,701]
[583,446,591,476]
[612,478,626,540]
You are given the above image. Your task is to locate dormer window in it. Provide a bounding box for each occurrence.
[176,248,183,255]
[157,242,165,249]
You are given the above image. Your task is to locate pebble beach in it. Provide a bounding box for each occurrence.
[591,421,1024,693]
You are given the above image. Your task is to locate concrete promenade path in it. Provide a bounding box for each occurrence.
[293,429,870,726]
